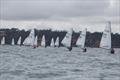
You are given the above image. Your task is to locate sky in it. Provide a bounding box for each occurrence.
[0,0,120,33]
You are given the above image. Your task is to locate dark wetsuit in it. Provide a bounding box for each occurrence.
[83,48,87,52]
[67,47,72,51]
[111,48,115,54]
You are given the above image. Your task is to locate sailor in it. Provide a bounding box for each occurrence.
[110,48,115,54]
[67,46,72,51]
[83,47,87,52]
[33,44,37,49]
[45,45,47,48]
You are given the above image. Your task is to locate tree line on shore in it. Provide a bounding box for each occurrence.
[0,28,120,48]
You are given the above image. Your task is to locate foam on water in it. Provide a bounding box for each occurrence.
[0,45,120,80]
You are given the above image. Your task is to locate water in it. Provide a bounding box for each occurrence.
[0,45,120,80]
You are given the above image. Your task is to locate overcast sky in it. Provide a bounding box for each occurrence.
[0,0,120,33]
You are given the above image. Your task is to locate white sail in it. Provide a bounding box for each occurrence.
[55,37,59,47]
[62,29,73,47]
[29,29,35,46]
[12,38,15,45]
[34,36,38,46]
[100,21,111,49]
[17,36,21,45]
[1,36,5,45]
[51,38,54,47]
[76,28,87,48]
[23,29,35,46]
[23,37,32,46]
[41,35,45,47]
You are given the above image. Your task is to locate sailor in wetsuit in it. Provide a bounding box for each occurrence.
[67,46,72,51]
[110,48,115,54]
[83,47,87,52]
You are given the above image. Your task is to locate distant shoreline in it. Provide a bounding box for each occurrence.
[0,28,120,48]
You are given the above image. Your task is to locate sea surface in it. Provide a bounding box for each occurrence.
[0,45,120,80]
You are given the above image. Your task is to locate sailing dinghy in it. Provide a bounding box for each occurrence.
[17,36,21,45]
[62,28,73,51]
[1,36,5,45]
[33,36,38,48]
[12,38,15,45]
[41,35,46,47]
[100,21,114,54]
[51,38,55,47]
[55,37,59,47]
[23,29,35,47]
[76,28,87,52]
